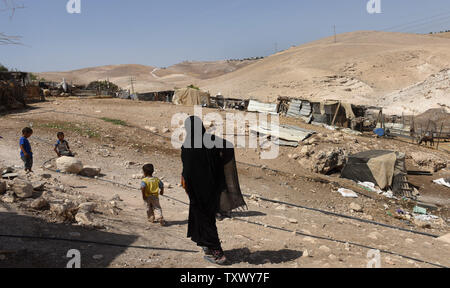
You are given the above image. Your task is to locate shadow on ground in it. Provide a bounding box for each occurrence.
[165,220,189,227]
[231,211,266,218]
[0,212,139,268]
[225,248,303,265]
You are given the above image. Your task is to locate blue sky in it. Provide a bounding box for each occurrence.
[1,0,450,72]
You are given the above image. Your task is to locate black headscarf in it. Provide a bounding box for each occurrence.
[181,116,225,216]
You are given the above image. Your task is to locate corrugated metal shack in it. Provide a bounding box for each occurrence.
[278,97,378,131]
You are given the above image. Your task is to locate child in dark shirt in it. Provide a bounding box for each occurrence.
[19,127,33,173]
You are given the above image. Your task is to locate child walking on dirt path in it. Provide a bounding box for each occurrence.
[141,164,166,226]
[54,132,74,157]
[19,127,34,173]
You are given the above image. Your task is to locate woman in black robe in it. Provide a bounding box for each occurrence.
[181,116,227,264]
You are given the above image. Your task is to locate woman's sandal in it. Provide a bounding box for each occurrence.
[203,250,228,265]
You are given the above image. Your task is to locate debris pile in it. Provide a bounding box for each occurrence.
[0,167,111,229]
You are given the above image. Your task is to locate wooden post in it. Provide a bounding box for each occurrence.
[331,102,341,126]
[436,123,443,150]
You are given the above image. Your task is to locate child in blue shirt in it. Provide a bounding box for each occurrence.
[19,127,33,173]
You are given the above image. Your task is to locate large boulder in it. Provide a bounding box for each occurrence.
[11,178,33,198]
[79,166,101,177]
[313,148,347,174]
[56,157,83,174]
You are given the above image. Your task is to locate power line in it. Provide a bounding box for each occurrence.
[380,10,450,32]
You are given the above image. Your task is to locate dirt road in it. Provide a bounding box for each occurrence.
[0,99,449,268]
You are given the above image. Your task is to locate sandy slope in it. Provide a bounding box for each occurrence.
[201,31,450,112]
[37,31,450,114]
[38,60,258,93]
[380,69,450,115]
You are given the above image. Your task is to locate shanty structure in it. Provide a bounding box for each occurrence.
[172,87,210,106]
[0,72,42,111]
[136,90,174,102]
[278,97,379,131]
[340,150,411,197]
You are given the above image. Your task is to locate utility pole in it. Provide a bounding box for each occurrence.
[129,76,136,95]
[334,25,337,43]
[274,42,278,54]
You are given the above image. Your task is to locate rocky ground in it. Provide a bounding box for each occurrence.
[0,98,449,268]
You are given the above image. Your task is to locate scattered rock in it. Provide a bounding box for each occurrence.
[303,237,316,244]
[349,202,363,213]
[1,193,15,203]
[413,218,432,229]
[303,249,312,257]
[56,157,83,174]
[319,245,331,253]
[32,181,46,191]
[79,166,101,177]
[110,194,123,202]
[349,202,363,212]
[50,203,69,216]
[313,148,347,174]
[405,238,414,244]
[145,126,159,133]
[288,218,298,224]
[75,211,95,227]
[300,146,311,156]
[410,152,447,172]
[78,202,97,213]
[30,198,48,210]
[11,178,33,198]
[40,174,52,179]
[328,254,337,261]
[162,128,170,133]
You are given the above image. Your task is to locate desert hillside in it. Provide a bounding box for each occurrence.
[38,31,450,114]
[200,31,450,113]
[430,31,450,39]
[38,60,259,93]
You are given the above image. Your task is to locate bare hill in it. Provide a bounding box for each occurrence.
[429,32,450,39]
[379,69,450,115]
[38,60,258,93]
[154,60,258,80]
[201,31,450,113]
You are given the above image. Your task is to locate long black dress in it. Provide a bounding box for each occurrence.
[181,116,225,250]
